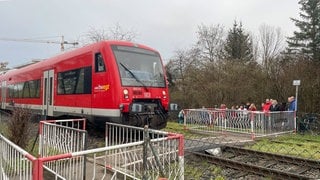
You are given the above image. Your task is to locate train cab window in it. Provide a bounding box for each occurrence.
[95,53,106,72]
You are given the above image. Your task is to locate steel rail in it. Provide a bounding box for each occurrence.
[190,145,320,179]
[191,151,312,180]
[223,145,320,169]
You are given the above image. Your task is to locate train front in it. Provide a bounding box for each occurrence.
[112,44,169,129]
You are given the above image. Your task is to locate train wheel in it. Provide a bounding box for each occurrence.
[149,115,167,130]
[124,114,143,127]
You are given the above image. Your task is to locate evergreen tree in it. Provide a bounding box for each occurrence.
[287,0,320,61]
[224,21,253,62]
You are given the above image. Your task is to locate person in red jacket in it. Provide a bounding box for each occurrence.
[248,103,257,111]
[262,99,272,112]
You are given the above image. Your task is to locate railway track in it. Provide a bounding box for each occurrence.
[191,145,320,179]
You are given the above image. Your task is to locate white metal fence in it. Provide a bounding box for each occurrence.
[1,119,184,180]
[38,119,87,157]
[105,122,184,180]
[183,109,295,139]
[38,119,87,180]
[35,122,184,180]
[0,133,36,180]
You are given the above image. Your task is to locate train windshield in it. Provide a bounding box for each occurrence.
[112,45,166,88]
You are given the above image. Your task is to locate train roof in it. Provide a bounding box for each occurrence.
[0,40,159,79]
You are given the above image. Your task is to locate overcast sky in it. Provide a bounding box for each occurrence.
[0,0,300,68]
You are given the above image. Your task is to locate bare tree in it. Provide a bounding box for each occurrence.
[196,24,225,63]
[108,23,137,41]
[171,49,188,81]
[0,61,8,71]
[258,24,289,104]
[86,27,108,42]
[258,24,284,69]
[166,48,202,107]
[84,23,137,43]
[167,22,320,114]
[168,47,202,81]
[250,34,260,62]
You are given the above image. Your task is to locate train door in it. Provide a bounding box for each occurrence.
[42,70,54,116]
[1,81,6,109]
[92,52,112,108]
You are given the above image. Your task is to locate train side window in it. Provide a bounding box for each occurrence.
[95,53,106,72]
[8,85,14,98]
[58,66,92,95]
[29,79,40,98]
[22,81,30,98]
[14,85,19,98]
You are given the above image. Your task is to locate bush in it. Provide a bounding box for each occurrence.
[7,107,32,149]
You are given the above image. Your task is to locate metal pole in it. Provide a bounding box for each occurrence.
[295,85,298,112]
[292,80,300,133]
[61,35,65,51]
[143,125,148,180]
[294,86,298,133]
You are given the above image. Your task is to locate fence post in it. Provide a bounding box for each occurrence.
[268,113,271,133]
[294,111,297,133]
[250,111,255,140]
[178,134,185,180]
[38,159,44,180]
[143,125,148,180]
[30,157,40,180]
[183,110,187,130]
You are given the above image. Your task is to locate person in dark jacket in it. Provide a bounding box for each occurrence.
[288,96,296,111]
[269,99,280,111]
[279,102,287,111]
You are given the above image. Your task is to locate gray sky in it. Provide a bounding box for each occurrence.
[0,0,300,68]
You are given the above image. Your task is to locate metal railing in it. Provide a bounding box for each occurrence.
[1,119,184,179]
[105,122,184,180]
[38,119,87,179]
[183,109,295,139]
[0,133,37,180]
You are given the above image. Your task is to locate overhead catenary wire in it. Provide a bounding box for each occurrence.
[0,35,79,51]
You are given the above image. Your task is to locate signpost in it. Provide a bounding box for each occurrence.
[292,80,300,133]
[292,80,300,112]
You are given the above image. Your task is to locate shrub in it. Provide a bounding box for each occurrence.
[7,107,32,149]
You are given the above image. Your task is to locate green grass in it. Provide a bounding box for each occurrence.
[163,121,213,139]
[247,133,320,160]
[163,121,187,134]
[165,121,319,160]
[184,160,226,180]
[0,121,8,135]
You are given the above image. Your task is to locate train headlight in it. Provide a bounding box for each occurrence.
[123,89,129,99]
[162,90,167,99]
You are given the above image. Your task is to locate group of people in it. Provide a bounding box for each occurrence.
[261,96,296,112]
[178,96,297,123]
[261,99,285,112]
[219,96,297,112]
[229,103,258,111]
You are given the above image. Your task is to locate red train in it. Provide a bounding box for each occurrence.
[0,41,176,129]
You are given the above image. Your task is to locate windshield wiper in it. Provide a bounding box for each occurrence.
[120,63,148,91]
